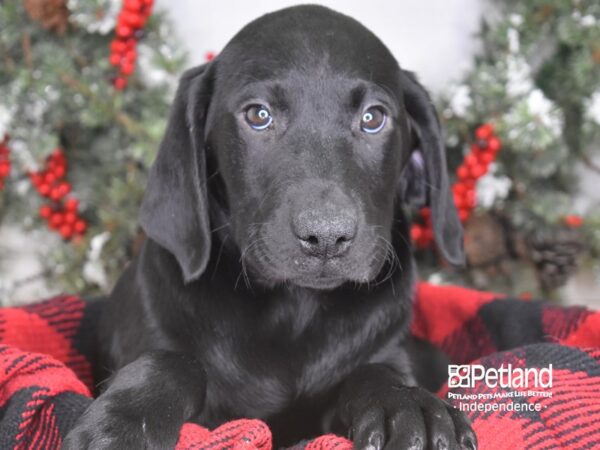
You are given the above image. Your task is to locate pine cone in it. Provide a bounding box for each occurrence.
[23,0,69,35]
[526,227,585,290]
[464,213,508,268]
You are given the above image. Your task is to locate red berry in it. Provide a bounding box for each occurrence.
[470,164,486,179]
[465,153,477,167]
[205,51,216,62]
[38,183,51,196]
[412,224,432,249]
[59,224,74,239]
[453,183,466,196]
[44,171,57,184]
[125,49,137,62]
[411,224,423,242]
[420,207,431,220]
[564,215,583,228]
[114,77,128,90]
[480,152,494,165]
[122,11,142,27]
[456,165,469,180]
[65,198,79,211]
[463,179,475,190]
[64,211,77,224]
[470,143,482,155]
[50,212,64,228]
[58,182,71,196]
[39,205,52,219]
[488,136,501,153]
[50,187,63,201]
[111,40,128,53]
[121,62,135,75]
[74,220,87,234]
[117,25,133,37]
[475,123,494,140]
[109,53,122,66]
[453,192,465,209]
[124,0,143,11]
[53,165,66,179]
[0,161,10,177]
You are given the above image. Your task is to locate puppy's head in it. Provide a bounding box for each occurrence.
[140,5,463,288]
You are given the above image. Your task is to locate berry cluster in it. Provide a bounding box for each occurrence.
[411,207,434,249]
[453,123,501,222]
[411,123,502,249]
[0,136,10,190]
[109,0,154,90]
[29,149,87,240]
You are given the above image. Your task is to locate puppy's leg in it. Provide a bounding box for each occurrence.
[62,350,206,450]
[337,363,477,450]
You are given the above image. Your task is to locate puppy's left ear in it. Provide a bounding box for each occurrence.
[401,70,465,266]
[139,64,214,283]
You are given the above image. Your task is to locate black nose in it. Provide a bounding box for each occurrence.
[292,208,357,259]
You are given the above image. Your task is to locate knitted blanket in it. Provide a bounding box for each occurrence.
[1,283,599,449]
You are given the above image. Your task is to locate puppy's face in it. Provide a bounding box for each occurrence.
[204,9,411,289]
[140,6,463,286]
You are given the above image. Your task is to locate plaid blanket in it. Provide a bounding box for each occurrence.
[0,283,598,449]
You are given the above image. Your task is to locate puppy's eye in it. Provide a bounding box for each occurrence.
[360,107,386,134]
[245,105,272,130]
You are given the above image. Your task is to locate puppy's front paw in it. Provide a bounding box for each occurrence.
[61,391,179,450]
[348,386,476,450]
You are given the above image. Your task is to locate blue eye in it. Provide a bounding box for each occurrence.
[245,105,272,130]
[361,107,386,133]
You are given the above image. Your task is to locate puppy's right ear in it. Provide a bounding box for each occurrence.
[401,70,464,266]
[139,64,213,283]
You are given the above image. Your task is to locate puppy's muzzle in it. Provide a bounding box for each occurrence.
[292,203,357,260]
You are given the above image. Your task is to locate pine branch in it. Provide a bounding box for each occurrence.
[59,73,151,139]
[0,42,16,74]
[579,153,600,174]
[21,31,33,72]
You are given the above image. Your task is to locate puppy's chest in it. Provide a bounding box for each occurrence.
[202,295,402,416]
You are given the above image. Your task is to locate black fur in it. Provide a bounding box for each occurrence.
[63,5,474,450]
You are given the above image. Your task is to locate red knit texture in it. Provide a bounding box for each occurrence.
[0,283,598,449]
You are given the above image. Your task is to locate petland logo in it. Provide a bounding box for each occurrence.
[448,364,553,389]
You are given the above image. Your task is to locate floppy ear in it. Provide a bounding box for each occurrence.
[398,150,428,209]
[139,64,213,283]
[401,70,465,266]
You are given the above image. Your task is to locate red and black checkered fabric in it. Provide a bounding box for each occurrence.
[0,283,598,449]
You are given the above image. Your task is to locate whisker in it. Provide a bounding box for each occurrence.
[211,234,229,280]
[371,234,403,289]
[211,222,230,233]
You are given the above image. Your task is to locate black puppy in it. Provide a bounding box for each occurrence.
[64,5,475,450]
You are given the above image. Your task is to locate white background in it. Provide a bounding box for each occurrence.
[155,0,485,93]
